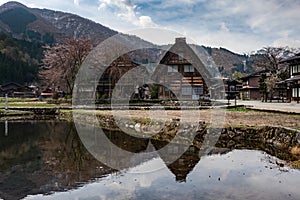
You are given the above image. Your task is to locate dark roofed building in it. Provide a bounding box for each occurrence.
[0,82,35,97]
[95,54,149,101]
[280,53,300,102]
[153,37,209,100]
[239,71,267,100]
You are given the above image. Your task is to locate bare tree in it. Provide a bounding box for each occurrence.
[254,47,295,101]
[40,37,92,94]
[254,47,293,74]
[265,74,280,102]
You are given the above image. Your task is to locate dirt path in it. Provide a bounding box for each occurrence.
[94,109,300,129]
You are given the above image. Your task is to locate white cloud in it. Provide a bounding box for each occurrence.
[168,0,300,53]
[273,37,300,49]
[98,0,156,28]
[98,2,106,9]
[74,0,79,6]
[204,0,300,35]
[184,26,268,54]
[138,16,156,27]
[220,22,229,33]
[0,0,299,53]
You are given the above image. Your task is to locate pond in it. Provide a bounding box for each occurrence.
[0,121,299,200]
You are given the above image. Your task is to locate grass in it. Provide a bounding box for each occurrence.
[226,107,254,112]
[290,160,300,169]
[0,97,39,103]
[291,146,300,156]
[0,102,58,108]
[0,97,71,108]
[226,106,300,119]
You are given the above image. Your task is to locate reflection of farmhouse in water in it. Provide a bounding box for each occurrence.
[0,121,214,199]
[2,121,298,198]
[151,140,201,182]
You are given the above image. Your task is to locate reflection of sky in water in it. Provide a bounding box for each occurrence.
[24,150,300,200]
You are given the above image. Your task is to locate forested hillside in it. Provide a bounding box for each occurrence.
[0,33,43,84]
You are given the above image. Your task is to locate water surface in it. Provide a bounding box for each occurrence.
[0,121,299,200]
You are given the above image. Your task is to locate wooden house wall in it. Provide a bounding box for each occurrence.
[157,38,208,100]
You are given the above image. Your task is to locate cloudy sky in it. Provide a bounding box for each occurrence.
[1,0,300,54]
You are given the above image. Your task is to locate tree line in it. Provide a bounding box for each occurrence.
[0,33,43,85]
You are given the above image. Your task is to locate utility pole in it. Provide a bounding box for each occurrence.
[5,94,8,110]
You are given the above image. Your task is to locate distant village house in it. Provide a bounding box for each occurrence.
[95,54,149,101]
[0,82,36,98]
[239,71,265,100]
[280,53,300,103]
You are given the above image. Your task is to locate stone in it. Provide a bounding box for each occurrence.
[134,123,141,132]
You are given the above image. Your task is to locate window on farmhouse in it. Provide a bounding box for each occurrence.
[184,65,194,72]
[182,87,192,95]
[193,87,203,95]
[292,88,300,97]
[291,65,300,76]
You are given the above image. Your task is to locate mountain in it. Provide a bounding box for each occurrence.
[0,1,117,44]
[203,46,253,76]
[0,1,254,84]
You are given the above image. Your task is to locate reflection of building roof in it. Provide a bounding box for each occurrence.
[151,140,200,182]
[104,130,149,153]
[167,149,200,182]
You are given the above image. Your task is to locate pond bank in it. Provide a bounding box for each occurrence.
[1,107,300,168]
[70,110,300,169]
[0,108,60,121]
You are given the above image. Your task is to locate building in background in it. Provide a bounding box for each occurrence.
[0,82,35,97]
[153,38,209,100]
[239,71,264,100]
[280,53,300,103]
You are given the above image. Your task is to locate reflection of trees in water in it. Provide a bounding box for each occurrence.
[0,121,298,198]
[0,121,120,199]
[0,122,46,172]
[41,121,117,189]
[0,121,50,200]
[103,129,149,153]
[65,123,85,171]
